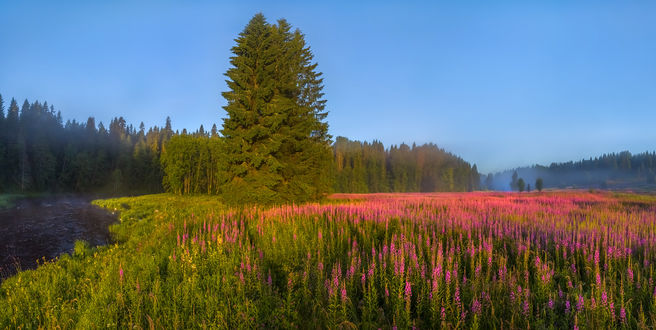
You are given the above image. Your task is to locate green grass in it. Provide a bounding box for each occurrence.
[1,194,228,328]
[3,192,656,328]
[0,194,24,209]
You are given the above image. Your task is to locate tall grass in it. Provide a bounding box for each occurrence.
[2,191,656,328]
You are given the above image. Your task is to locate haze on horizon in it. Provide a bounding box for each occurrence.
[1,0,654,173]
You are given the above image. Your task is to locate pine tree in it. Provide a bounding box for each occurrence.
[0,93,4,121]
[274,19,332,201]
[211,124,218,137]
[220,14,331,204]
[0,94,5,190]
[510,171,518,191]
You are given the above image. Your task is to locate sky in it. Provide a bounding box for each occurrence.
[1,1,655,173]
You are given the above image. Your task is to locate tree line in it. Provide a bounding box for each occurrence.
[332,137,480,193]
[0,94,169,194]
[485,151,656,191]
[0,93,480,197]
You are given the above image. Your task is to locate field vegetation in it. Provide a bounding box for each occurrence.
[2,191,656,328]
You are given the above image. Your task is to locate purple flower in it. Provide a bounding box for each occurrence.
[523,299,530,316]
[471,298,482,314]
[576,294,584,312]
[596,272,601,287]
[404,280,412,302]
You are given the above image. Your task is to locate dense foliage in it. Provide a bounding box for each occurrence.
[333,137,480,193]
[219,14,332,205]
[0,93,480,197]
[487,151,656,191]
[2,192,656,328]
[160,133,223,195]
[0,94,168,194]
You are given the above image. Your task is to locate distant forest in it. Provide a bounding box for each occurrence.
[0,95,168,194]
[332,137,479,193]
[486,151,656,191]
[0,94,480,196]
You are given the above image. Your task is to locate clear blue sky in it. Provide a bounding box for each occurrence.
[1,1,655,173]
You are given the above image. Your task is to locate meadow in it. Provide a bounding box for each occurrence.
[2,191,656,328]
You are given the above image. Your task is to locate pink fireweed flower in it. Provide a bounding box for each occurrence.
[609,299,615,318]
[601,291,608,306]
[565,300,571,313]
[548,298,554,309]
[596,272,601,287]
[454,285,461,305]
[627,267,634,283]
[341,285,348,303]
[404,280,412,301]
[441,307,446,321]
[576,295,584,312]
[472,298,481,314]
[620,307,626,324]
[523,299,530,316]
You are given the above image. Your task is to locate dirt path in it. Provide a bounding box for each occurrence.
[0,196,117,279]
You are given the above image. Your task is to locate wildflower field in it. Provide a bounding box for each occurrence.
[2,191,656,328]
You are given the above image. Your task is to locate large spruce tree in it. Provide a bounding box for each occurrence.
[220,14,331,204]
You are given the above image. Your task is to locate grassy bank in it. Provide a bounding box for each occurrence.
[2,192,656,328]
[0,194,24,209]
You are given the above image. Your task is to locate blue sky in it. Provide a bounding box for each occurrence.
[1,1,655,173]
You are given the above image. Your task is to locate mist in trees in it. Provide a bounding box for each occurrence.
[536,178,544,192]
[332,137,480,193]
[517,178,525,192]
[510,171,518,191]
[0,94,169,195]
[487,151,656,191]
